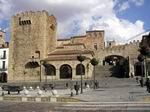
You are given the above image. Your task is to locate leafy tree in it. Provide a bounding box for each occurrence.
[139,45,150,57]
[77,55,86,62]
[137,54,145,62]
[90,58,99,66]
[90,58,99,89]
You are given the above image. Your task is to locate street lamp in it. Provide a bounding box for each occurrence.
[42,61,48,84]
[90,58,99,89]
[77,54,85,94]
[35,50,41,82]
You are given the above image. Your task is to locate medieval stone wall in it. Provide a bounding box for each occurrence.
[8,10,57,82]
[58,30,105,50]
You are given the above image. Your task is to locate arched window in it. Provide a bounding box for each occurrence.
[60,64,72,79]
[45,64,56,76]
[76,64,85,75]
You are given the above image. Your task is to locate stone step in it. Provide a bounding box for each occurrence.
[94,65,113,78]
[55,102,150,111]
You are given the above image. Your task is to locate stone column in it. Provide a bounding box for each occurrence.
[56,69,60,80]
[72,68,76,79]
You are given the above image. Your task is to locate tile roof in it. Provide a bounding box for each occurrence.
[48,49,94,56]
[63,43,86,48]
[44,55,91,61]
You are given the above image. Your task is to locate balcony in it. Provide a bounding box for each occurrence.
[0,56,6,59]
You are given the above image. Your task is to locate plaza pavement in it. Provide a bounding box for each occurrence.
[0,77,150,102]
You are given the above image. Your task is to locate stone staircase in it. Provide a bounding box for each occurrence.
[94,65,113,79]
[54,102,150,112]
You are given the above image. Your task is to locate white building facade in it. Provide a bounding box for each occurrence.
[0,30,9,83]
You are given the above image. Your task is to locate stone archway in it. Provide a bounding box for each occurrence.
[60,64,72,79]
[76,64,85,75]
[44,64,56,76]
[105,55,129,78]
[0,72,7,83]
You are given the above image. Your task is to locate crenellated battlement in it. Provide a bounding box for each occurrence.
[15,10,48,17]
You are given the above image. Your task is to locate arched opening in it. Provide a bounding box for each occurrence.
[25,61,40,68]
[44,64,56,76]
[76,64,85,75]
[105,55,129,78]
[60,64,72,79]
[0,72,7,83]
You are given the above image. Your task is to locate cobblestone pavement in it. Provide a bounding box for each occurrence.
[0,77,150,112]
[0,77,150,102]
[73,77,150,102]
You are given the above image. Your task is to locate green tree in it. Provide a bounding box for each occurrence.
[90,58,99,89]
[77,54,86,94]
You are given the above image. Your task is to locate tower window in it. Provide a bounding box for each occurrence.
[19,19,31,25]
[94,43,98,50]
[50,24,55,30]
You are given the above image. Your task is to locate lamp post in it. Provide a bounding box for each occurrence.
[77,54,85,94]
[42,61,48,84]
[90,58,99,89]
[35,50,41,82]
[137,54,144,87]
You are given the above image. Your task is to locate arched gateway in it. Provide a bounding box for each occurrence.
[60,64,72,79]
[104,55,129,78]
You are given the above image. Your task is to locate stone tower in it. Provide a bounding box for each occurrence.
[86,30,105,50]
[8,10,57,82]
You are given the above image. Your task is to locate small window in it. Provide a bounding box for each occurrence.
[19,17,21,21]
[94,43,98,50]
[3,51,6,59]
[19,19,31,25]
[50,24,55,31]
[2,61,5,69]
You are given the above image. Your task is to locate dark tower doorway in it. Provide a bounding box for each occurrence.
[60,64,72,79]
[0,72,7,83]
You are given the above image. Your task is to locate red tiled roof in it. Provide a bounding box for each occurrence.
[57,38,71,41]
[44,55,91,61]
[86,30,104,33]
[63,43,86,48]
[71,35,86,39]
[48,49,94,56]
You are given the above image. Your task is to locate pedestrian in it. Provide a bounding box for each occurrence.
[70,88,74,97]
[136,77,139,83]
[131,73,134,78]
[139,77,144,87]
[66,83,68,88]
[85,82,87,87]
[146,78,150,93]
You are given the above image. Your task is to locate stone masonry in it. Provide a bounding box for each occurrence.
[8,10,57,82]
[8,10,142,83]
